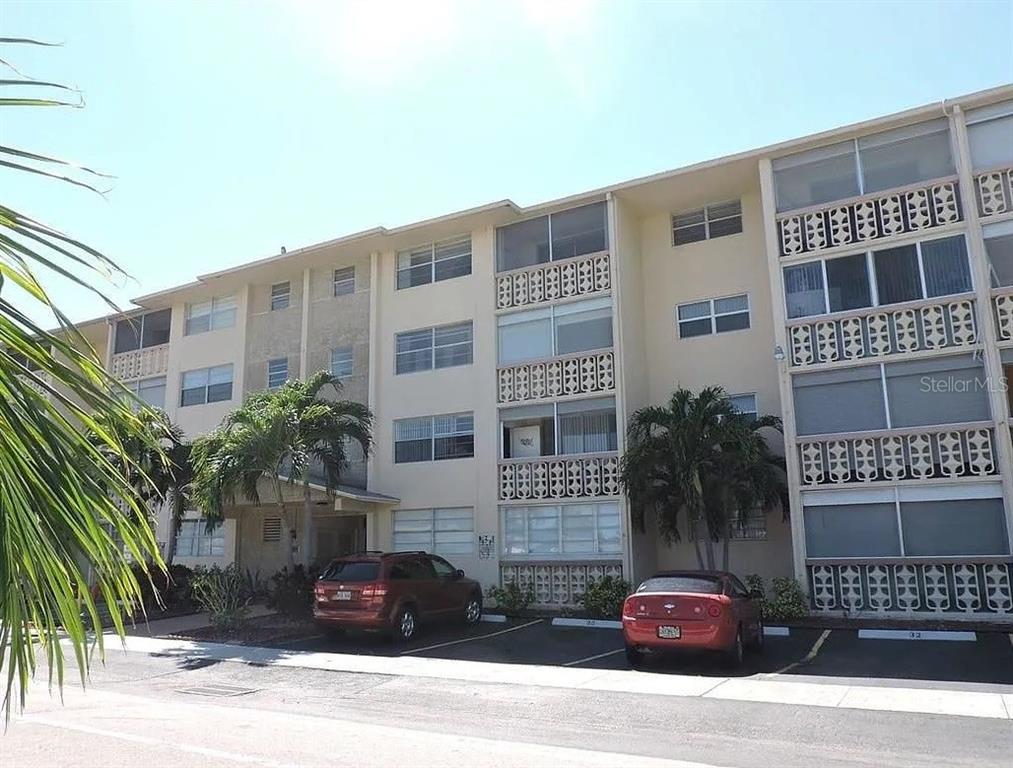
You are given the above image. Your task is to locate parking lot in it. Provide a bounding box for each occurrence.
[268,618,1013,684]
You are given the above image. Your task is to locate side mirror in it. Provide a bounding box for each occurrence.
[749,589,764,600]
[454,569,465,580]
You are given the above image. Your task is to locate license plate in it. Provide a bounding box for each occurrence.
[657,625,681,639]
[333,591,352,601]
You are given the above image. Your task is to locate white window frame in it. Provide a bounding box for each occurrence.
[499,397,617,459]
[728,393,758,420]
[333,266,355,297]
[392,508,476,556]
[690,506,767,541]
[175,516,226,557]
[676,294,750,339]
[782,233,973,320]
[499,502,622,559]
[114,309,171,353]
[267,357,288,389]
[179,364,233,407]
[394,321,473,375]
[185,294,237,335]
[497,297,613,365]
[127,375,167,410]
[394,412,474,464]
[396,235,472,289]
[330,345,354,378]
[270,281,291,311]
[671,199,743,246]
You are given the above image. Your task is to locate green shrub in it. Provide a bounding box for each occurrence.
[767,577,808,622]
[267,565,318,618]
[745,573,768,616]
[485,580,534,615]
[579,576,632,619]
[190,564,250,628]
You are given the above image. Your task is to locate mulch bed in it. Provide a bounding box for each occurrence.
[166,614,318,645]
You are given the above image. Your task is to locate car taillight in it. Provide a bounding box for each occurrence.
[361,583,388,599]
[622,598,639,617]
[707,604,722,618]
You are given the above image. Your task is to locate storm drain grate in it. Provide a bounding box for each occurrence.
[176,683,259,698]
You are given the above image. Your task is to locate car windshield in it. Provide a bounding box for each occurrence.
[637,576,722,594]
[319,561,380,582]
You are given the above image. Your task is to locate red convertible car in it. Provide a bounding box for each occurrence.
[621,570,764,667]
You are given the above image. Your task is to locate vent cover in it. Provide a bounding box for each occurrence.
[262,517,282,542]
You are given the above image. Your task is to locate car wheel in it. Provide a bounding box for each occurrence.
[393,606,417,644]
[464,594,482,625]
[625,643,642,669]
[725,626,744,668]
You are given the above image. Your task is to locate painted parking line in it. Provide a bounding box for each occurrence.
[773,629,831,675]
[562,648,626,667]
[399,619,543,656]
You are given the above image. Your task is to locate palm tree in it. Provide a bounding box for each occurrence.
[620,387,788,571]
[192,372,372,570]
[1,39,165,714]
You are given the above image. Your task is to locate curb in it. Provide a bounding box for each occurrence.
[480,614,508,624]
[551,617,622,630]
[763,626,790,637]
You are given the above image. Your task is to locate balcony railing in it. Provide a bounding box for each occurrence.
[110,343,169,381]
[798,423,997,487]
[498,452,620,501]
[974,164,1013,219]
[496,251,611,310]
[807,560,1012,615]
[993,286,1013,343]
[786,294,977,368]
[777,178,961,259]
[19,372,51,399]
[497,350,615,405]
[500,561,623,606]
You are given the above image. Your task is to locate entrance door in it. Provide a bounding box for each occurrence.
[315,515,367,562]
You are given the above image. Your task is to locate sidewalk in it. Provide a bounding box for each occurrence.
[124,605,275,637]
[107,632,1013,721]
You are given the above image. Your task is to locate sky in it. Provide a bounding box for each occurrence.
[4,0,1013,326]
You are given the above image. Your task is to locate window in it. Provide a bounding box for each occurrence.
[333,266,355,297]
[397,236,472,289]
[185,294,236,335]
[114,309,171,354]
[728,393,757,421]
[783,235,972,319]
[180,364,233,407]
[672,200,742,245]
[803,486,1009,558]
[501,397,616,458]
[127,376,166,409]
[394,412,474,463]
[331,346,353,378]
[773,120,954,212]
[496,202,607,273]
[175,518,225,557]
[967,102,1013,171]
[691,506,766,541]
[676,295,749,338]
[497,297,613,365]
[267,358,288,389]
[985,222,1013,287]
[270,281,291,311]
[395,321,473,374]
[500,502,621,557]
[262,517,281,543]
[392,508,475,555]
[793,354,991,436]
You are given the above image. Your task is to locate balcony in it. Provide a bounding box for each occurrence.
[110,343,169,381]
[498,452,620,501]
[798,423,997,487]
[777,178,961,259]
[807,560,1012,615]
[786,294,977,369]
[497,350,615,405]
[993,286,1013,344]
[19,372,51,399]
[495,251,611,310]
[500,561,623,606]
[974,165,1013,219]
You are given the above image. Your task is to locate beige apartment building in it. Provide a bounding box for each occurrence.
[73,84,1013,620]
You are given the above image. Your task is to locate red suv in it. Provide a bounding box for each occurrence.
[313,551,483,643]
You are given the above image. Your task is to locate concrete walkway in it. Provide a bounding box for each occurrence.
[107,632,1013,721]
[124,605,275,637]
